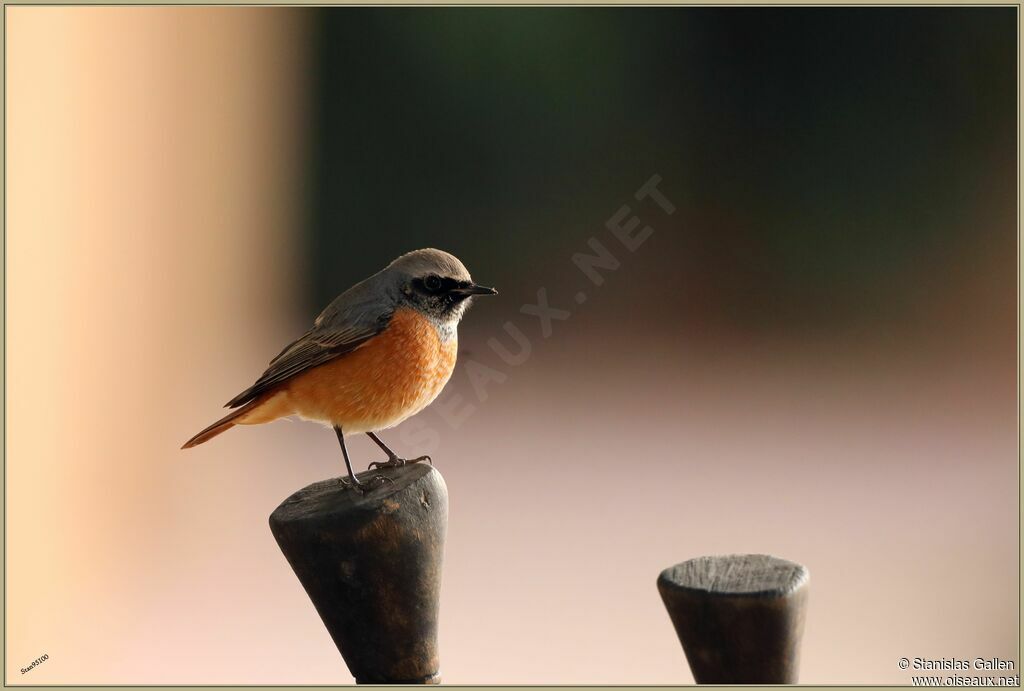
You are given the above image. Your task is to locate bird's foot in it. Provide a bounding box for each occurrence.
[367,454,432,470]
[341,474,394,492]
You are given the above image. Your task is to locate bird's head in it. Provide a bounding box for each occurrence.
[388,248,497,325]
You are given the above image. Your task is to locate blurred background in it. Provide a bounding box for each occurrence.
[6,6,1017,684]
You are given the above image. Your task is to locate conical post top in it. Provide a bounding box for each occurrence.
[271,464,448,684]
[657,554,809,684]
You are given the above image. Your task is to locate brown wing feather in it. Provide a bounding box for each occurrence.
[224,314,393,409]
[223,267,399,409]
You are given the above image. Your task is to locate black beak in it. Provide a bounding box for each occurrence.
[451,283,498,297]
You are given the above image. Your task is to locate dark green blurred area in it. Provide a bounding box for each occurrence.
[303,8,1015,336]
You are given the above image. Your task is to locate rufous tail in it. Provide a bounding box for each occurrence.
[181,398,261,449]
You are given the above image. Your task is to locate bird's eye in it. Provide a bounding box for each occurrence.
[424,275,442,292]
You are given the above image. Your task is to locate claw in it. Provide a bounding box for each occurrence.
[368,456,404,470]
[341,474,393,492]
[367,454,433,470]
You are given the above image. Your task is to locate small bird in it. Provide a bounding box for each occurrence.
[182,248,497,489]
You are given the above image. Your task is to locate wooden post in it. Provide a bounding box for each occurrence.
[270,464,447,684]
[657,554,809,684]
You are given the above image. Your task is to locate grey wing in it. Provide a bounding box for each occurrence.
[224,283,394,408]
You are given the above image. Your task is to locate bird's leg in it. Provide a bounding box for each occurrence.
[365,431,432,470]
[335,426,391,491]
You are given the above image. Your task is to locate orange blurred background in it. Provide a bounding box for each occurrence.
[5,6,1017,685]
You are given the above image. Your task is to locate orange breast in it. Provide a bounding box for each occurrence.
[276,307,458,433]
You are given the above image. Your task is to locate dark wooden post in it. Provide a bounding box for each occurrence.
[270,464,447,684]
[657,554,809,684]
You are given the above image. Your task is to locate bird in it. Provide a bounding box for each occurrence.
[182,248,497,490]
